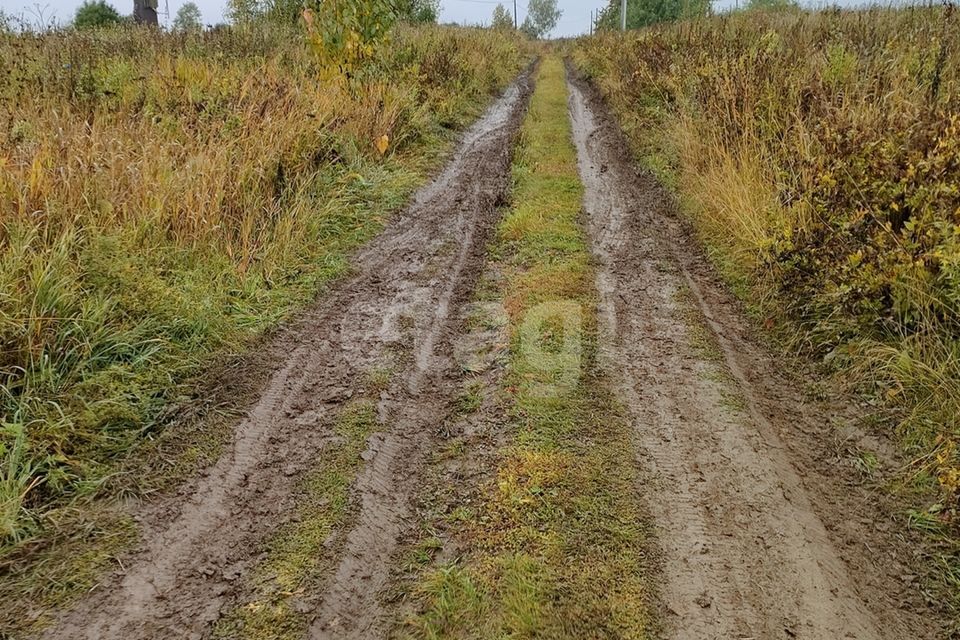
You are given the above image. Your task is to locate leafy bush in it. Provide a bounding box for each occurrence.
[304,0,398,73]
[73,0,123,28]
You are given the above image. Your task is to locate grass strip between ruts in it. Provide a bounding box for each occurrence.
[397,54,654,640]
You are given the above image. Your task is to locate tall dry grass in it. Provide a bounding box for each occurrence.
[576,7,960,518]
[0,23,527,548]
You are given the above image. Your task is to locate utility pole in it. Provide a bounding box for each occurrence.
[514,0,518,29]
[590,9,593,35]
[621,0,627,31]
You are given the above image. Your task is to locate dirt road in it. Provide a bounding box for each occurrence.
[31,61,947,640]
[567,69,941,639]
[39,70,532,640]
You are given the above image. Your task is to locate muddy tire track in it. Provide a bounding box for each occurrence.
[39,70,532,640]
[567,68,946,639]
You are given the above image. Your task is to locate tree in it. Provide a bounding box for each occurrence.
[73,0,122,28]
[595,0,709,30]
[520,0,560,39]
[173,1,203,31]
[491,3,513,30]
[227,0,262,26]
[745,0,798,11]
[396,0,439,23]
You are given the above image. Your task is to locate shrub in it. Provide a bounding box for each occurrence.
[73,0,123,28]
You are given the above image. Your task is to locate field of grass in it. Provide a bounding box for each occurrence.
[8,4,958,634]
[575,7,960,529]
[0,21,526,562]
[396,55,652,639]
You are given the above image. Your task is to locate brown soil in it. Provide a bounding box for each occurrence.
[567,67,949,640]
[37,70,533,640]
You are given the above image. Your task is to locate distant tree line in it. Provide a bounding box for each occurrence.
[229,0,440,27]
[72,0,162,28]
[488,0,561,39]
[593,0,797,30]
[70,0,441,31]
[594,0,710,30]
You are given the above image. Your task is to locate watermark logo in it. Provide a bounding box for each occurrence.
[517,300,583,397]
[336,292,585,397]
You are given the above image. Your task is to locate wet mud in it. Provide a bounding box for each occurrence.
[40,70,533,640]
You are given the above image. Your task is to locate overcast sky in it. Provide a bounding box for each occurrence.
[2,0,871,35]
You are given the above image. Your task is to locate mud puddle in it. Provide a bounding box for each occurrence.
[39,70,532,640]
[567,68,946,639]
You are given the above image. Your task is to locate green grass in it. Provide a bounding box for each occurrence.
[454,380,485,415]
[395,55,652,640]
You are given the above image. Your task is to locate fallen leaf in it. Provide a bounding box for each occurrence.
[375,134,389,156]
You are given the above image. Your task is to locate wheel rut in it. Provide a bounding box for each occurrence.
[567,67,944,640]
[39,69,533,640]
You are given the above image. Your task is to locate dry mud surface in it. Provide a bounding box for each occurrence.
[38,71,532,640]
[568,68,946,639]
